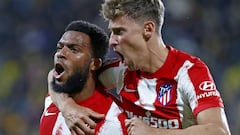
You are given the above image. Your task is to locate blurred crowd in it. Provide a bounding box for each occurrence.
[0,0,239,135]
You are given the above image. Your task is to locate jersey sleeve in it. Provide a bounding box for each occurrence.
[187,60,224,116]
[98,59,127,93]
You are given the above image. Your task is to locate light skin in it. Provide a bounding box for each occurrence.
[50,12,231,135]
[108,15,169,72]
[50,30,104,135]
[125,108,230,135]
[109,15,231,135]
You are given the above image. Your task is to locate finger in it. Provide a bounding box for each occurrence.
[125,119,131,127]
[127,124,133,135]
[76,121,95,135]
[47,69,54,82]
[48,70,54,90]
[85,111,104,128]
[82,116,97,129]
[70,128,81,135]
[89,110,105,120]
[127,125,131,134]
[132,117,138,121]
[75,126,90,135]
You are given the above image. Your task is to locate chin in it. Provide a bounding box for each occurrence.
[51,72,88,94]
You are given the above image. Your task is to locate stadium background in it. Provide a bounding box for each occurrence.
[0,0,239,135]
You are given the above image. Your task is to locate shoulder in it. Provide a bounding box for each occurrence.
[103,58,122,67]
[169,45,209,72]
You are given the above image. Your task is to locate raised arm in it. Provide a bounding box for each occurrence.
[48,70,104,135]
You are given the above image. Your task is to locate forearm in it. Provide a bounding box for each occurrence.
[49,87,74,112]
[48,69,74,112]
[149,124,229,135]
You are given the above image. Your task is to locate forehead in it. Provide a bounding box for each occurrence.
[108,16,141,30]
[60,31,90,45]
[109,16,129,28]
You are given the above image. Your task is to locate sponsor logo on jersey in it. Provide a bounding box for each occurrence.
[199,81,216,91]
[197,91,220,99]
[44,110,56,116]
[158,84,173,106]
[126,110,179,129]
[124,86,137,92]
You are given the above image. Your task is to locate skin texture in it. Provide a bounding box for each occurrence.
[125,108,230,135]
[50,16,231,135]
[54,31,95,100]
[108,16,231,135]
[108,15,168,72]
[49,30,105,135]
[49,1,231,134]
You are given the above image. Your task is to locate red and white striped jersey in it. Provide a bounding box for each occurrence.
[99,45,224,129]
[40,89,128,135]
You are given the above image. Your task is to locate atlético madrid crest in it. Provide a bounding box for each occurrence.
[158,84,173,106]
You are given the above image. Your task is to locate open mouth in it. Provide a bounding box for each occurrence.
[54,63,65,80]
[115,52,124,62]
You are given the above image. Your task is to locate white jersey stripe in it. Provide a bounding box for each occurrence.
[174,60,197,127]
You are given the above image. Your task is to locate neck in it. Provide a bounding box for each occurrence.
[140,35,169,73]
[70,76,95,101]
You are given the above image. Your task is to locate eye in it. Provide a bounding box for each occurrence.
[69,46,79,53]
[112,28,124,35]
[56,44,63,52]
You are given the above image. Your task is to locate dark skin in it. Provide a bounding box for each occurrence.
[49,17,231,135]
[49,30,104,135]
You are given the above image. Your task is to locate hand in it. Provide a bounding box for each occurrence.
[47,70,105,135]
[125,117,155,135]
[61,101,105,135]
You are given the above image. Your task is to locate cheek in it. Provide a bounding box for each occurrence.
[75,56,91,70]
[119,37,137,52]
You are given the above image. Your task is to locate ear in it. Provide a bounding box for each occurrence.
[90,58,102,71]
[143,21,155,41]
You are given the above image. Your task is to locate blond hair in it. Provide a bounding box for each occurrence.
[101,0,165,33]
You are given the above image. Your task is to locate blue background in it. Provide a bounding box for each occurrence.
[0,0,239,134]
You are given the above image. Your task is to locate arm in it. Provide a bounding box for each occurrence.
[48,70,104,135]
[48,59,122,134]
[125,107,231,135]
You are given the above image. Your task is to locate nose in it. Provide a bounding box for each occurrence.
[56,46,68,59]
[109,33,118,48]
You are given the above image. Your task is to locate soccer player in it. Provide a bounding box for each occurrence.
[40,20,127,135]
[49,0,232,135]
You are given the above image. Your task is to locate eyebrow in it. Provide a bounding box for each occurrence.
[57,42,88,48]
[109,27,122,31]
[111,26,127,32]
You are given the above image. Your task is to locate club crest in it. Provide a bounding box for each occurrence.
[158,84,173,106]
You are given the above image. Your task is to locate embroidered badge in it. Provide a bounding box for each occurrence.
[158,84,173,106]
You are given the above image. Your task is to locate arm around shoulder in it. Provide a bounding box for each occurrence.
[48,69,73,111]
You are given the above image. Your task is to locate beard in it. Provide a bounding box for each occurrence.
[51,69,89,94]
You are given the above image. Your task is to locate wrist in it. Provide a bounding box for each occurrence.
[59,96,75,112]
